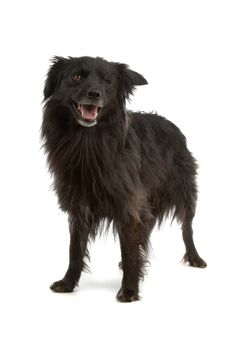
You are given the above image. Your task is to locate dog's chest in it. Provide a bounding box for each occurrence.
[54,131,142,217]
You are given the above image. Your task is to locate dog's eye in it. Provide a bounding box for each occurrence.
[72,73,82,82]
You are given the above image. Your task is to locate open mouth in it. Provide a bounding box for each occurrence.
[73,102,103,127]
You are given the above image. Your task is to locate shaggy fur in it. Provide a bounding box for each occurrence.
[42,56,207,302]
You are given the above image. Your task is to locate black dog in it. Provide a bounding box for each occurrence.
[42,56,207,302]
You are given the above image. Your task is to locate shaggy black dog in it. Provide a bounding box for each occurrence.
[42,56,207,302]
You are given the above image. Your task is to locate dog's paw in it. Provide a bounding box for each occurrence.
[50,279,75,293]
[183,253,207,268]
[116,287,140,302]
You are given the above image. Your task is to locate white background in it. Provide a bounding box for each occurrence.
[0,0,232,349]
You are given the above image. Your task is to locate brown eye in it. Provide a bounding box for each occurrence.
[72,73,82,82]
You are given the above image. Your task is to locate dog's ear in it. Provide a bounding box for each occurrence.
[117,63,148,102]
[125,67,148,86]
[43,56,68,100]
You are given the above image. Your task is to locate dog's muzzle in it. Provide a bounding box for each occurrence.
[73,102,103,127]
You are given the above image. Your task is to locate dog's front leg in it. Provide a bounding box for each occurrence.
[50,215,89,293]
[116,220,150,302]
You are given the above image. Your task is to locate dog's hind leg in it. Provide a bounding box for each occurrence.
[181,210,207,268]
[177,185,207,268]
[50,215,90,293]
[116,217,155,302]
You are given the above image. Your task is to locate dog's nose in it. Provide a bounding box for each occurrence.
[87,90,102,99]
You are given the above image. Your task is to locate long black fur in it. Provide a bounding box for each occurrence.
[42,56,207,302]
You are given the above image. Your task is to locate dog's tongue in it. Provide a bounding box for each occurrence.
[80,104,98,121]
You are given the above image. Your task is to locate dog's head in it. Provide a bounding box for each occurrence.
[44,56,147,127]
